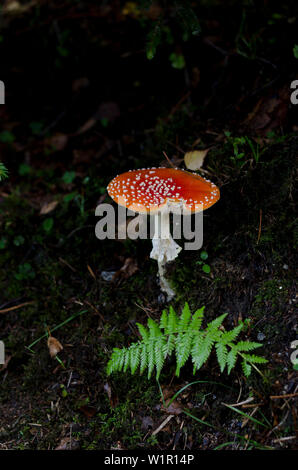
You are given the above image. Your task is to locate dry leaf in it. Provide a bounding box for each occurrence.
[40,200,59,215]
[112,257,138,281]
[47,336,63,358]
[184,149,209,170]
[79,405,97,418]
[55,436,79,450]
[161,398,183,415]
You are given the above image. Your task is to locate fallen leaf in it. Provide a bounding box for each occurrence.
[112,257,138,281]
[161,398,183,415]
[47,336,63,358]
[40,200,59,215]
[78,405,97,418]
[55,436,79,450]
[242,86,289,135]
[184,149,209,170]
[75,117,97,135]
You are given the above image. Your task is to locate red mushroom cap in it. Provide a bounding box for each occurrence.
[107,167,220,213]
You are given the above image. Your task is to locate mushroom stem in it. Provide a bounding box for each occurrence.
[150,210,181,300]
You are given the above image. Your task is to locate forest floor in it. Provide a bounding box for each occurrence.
[0,1,297,450]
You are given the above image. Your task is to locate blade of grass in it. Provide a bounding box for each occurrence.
[26,309,88,351]
[156,378,166,408]
[213,441,235,450]
[167,380,234,408]
[222,403,269,428]
[183,409,217,429]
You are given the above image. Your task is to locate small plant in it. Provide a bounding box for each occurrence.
[0,162,8,181]
[225,132,262,166]
[15,262,35,281]
[107,303,267,380]
[196,250,211,274]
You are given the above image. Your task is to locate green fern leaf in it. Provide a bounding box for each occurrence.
[137,322,149,341]
[147,340,155,379]
[235,341,262,352]
[123,349,130,372]
[226,347,238,374]
[130,343,141,374]
[175,329,193,376]
[242,360,252,377]
[166,306,178,334]
[160,309,168,330]
[215,342,228,372]
[155,335,166,379]
[241,354,268,364]
[191,331,213,372]
[220,324,243,344]
[178,302,191,332]
[207,313,228,331]
[107,304,267,380]
[190,306,205,331]
[162,333,176,358]
[139,342,148,374]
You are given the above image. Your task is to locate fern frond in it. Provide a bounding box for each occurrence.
[190,306,205,331]
[178,302,192,331]
[139,342,148,375]
[0,162,8,181]
[215,342,228,372]
[221,324,243,344]
[106,304,267,380]
[129,343,141,374]
[235,341,262,351]
[207,313,228,331]
[166,306,178,334]
[137,322,149,341]
[160,309,168,330]
[241,354,268,364]
[226,347,238,374]
[191,331,214,373]
[242,360,252,377]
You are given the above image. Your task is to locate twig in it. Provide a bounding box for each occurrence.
[223,397,254,407]
[152,415,174,436]
[59,257,77,272]
[162,151,176,169]
[257,209,262,244]
[241,406,259,429]
[0,301,35,314]
[272,436,296,443]
[270,393,298,400]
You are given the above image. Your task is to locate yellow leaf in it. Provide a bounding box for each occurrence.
[47,336,63,358]
[40,200,58,215]
[184,149,209,170]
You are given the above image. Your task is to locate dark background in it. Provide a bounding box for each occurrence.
[0,0,297,451]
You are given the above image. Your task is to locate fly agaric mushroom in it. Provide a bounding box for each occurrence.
[107,167,220,300]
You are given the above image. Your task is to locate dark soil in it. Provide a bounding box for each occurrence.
[0,0,297,450]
